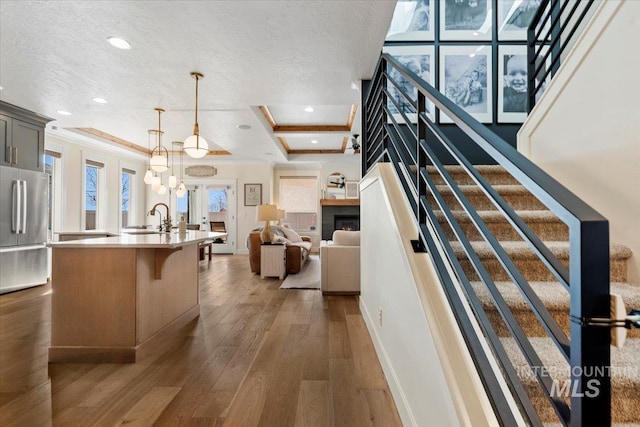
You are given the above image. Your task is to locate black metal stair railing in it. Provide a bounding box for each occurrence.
[528,0,597,111]
[363,51,611,426]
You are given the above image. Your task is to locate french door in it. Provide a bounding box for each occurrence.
[174,180,236,254]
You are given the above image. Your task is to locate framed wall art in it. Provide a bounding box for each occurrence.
[382,45,435,123]
[345,182,359,199]
[386,0,434,41]
[440,0,492,41]
[244,183,262,206]
[498,0,544,41]
[439,45,493,123]
[498,45,550,122]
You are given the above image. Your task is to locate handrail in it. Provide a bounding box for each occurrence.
[528,0,597,110]
[363,49,611,426]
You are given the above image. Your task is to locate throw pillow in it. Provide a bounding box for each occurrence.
[281,227,303,243]
[272,235,291,245]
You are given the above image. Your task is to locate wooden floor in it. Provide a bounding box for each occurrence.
[0,255,402,426]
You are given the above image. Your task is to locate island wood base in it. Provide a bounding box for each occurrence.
[49,244,200,363]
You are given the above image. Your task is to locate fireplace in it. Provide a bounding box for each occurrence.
[321,204,360,240]
[334,215,359,232]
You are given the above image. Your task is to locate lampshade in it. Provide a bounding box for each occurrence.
[277,209,285,220]
[256,204,278,222]
[176,182,186,198]
[184,135,208,158]
[150,153,168,172]
[168,174,177,189]
[143,169,153,184]
[157,184,167,195]
[151,175,161,191]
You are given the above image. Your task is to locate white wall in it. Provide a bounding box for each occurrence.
[360,164,505,427]
[518,0,640,282]
[46,133,147,233]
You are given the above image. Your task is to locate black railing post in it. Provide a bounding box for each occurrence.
[569,220,611,426]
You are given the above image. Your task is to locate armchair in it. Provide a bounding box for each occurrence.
[320,230,360,295]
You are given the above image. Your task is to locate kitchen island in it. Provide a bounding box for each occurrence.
[48,231,225,363]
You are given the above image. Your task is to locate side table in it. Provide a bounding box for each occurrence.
[260,243,286,279]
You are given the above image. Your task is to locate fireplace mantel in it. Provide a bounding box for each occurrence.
[320,199,360,206]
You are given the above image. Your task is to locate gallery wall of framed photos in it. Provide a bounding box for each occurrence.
[383,0,545,159]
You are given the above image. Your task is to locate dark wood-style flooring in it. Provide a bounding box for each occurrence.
[0,255,402,426]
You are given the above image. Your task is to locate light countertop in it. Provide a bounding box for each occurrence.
[49,231,226,249]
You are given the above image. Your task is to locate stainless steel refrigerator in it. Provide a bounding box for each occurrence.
[0,165,48,294]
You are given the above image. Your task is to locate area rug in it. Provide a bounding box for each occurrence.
[279,255,320,289]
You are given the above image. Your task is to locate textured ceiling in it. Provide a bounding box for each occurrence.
[0,1,395,164]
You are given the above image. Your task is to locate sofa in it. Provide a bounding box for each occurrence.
[320,230,360,295]
[248,226,312,274]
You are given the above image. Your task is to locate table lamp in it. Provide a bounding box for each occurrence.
[277,209,286,225]
[256,204,278,243]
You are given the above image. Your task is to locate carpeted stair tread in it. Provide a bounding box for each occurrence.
[472,281,640,339]
[500,337,640,423]
[434,209,564,224]
[427,165,520,185]
[435,209,569,241]
[430,184,548,210]
[449,240,632,260]
[450,241,631,282]
[472,281,640,311]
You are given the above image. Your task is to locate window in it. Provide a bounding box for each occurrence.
[279,176,318,232]
[45,150,62,239]
[121,168,135,228]
[176,188,194,223]
[84,159,104,230]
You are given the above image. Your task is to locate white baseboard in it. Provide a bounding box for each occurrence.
[359,299,417,427]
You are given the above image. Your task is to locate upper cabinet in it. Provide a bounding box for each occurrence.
[0,102,52,172]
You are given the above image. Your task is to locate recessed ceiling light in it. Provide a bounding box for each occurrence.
[93,97,108,104]
[107,37,131,50]
[469,53,476,58]
[236,124,251,130]
[304,106,314,113]
[0,86,3,90]
[311,139,318,144]
[472,32,479,36]
[57,110,71,115]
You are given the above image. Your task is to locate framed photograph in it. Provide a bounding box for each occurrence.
[345,182,359,199]
[440,0,492,41]
[498,0,544,41]
[382,45,435,123]
[439,45,493,123]
[244,183,262,206]
[386,0,434,41]
[498,45,550,123]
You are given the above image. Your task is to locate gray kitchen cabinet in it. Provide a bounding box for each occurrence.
[0,102,51,172]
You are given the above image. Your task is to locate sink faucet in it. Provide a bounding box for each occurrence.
[148,203,172,232]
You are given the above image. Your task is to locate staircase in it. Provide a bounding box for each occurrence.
[429,165,639,424]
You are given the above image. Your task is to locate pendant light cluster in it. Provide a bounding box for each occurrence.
[143,71,209,198]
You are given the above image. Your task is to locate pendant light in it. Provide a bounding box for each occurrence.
[149,108,169,172]
[151,174,161,191]
[175,141,187,198]
[184,72,209,158]
[143,128,153,184]
[168,142,178,189]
